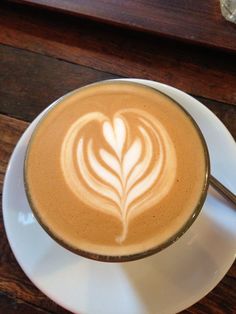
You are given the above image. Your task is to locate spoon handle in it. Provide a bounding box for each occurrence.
[210,175,236,207]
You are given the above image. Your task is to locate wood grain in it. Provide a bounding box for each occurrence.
[0,105,235,314]
[0,114,27,186]
[9,0,236,52]
[0,44,235,140]
[0,292,53,314]
[0,44,115,122]
[0,3,236,105]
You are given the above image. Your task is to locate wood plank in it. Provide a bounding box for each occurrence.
[0,44,236,137]
[0,44,116,122]
[0,114,27,186]
[9,0,236,52]
[0,292,56,314]
[0,113,235,314]
[0,3,236,105]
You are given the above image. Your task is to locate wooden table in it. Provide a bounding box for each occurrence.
[0,1,235,313]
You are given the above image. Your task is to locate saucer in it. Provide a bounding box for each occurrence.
[3,79,236,314]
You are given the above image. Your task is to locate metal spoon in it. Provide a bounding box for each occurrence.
[210,175,236,207]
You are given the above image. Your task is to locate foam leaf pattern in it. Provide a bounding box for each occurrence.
[61,109,177,243]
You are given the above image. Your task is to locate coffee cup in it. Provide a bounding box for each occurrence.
[24,80,210,262]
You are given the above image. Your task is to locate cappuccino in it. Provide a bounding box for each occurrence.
[25,81,209,260]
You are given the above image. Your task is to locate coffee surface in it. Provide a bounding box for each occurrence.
[25,82,207,257]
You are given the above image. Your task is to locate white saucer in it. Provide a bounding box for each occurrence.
[3,79,236,314]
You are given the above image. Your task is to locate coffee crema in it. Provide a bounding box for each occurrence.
[25,81,209,260]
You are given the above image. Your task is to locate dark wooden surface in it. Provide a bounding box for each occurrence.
[0,2,235,313]
[9,0,236,52]
[1,2,236,106]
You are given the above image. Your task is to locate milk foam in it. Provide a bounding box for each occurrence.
[61,109,177,243]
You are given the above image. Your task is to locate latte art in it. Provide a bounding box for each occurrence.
[61,109,177,243]
[25,81,208,260]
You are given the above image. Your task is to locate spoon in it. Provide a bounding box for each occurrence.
[210,175,236,207]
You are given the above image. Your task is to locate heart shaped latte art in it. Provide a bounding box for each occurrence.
[61,109,177,243]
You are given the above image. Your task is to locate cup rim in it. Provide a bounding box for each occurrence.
[24,79,210,262]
